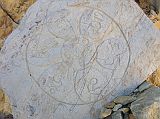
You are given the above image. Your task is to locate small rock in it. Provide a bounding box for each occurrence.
[118,108,130,113]
[113,96,136,105]
[113,104,122,111]
[112,111,123,119]
[137,81,152,92]
[105,102,116,109]
[99,108,112,119]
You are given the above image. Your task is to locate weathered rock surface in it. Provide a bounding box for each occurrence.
[0,8,14,48]
[0,0,36,23]
[0,0,35,48]
[0,0,160,119]
[0,89,12,114]
[147,68,160,87]
[131,86,160,119]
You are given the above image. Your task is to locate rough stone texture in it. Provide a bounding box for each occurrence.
[0,0,160,119]
[135,0,160,29]
[147,68,160,87]
[131,86,160,119]
[0,0,36,23]
[138,0,151,15]
[0,89,12,114]
[0,0,36,49]
[0,8,14,49]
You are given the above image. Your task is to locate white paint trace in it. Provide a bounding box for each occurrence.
[0,0,160,119]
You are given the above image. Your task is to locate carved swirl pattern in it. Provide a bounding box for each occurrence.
[26,5,130,105]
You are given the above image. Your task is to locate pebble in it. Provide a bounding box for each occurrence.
[99,108,112,119]
[113,96,136,105]
[113,104,122,111]
[105,102,116,109]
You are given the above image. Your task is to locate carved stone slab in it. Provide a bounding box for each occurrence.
[0,0,160,119]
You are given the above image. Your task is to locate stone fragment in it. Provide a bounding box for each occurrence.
[111,111,123,119]
[137,81,152,92]
[113,96,136,105]
[99,108,112,119]
[131,86,160,119]
[118,108,130,113]
[105,102,116,109]
[113,104,122,111]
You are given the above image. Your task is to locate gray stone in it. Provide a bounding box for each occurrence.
[113,96,136,105]
[137,81,152,92]
[0,0,160,119]
[131,86,160,119]
[99,108,112,119]
[113,104,122,111]
[112,111,123,119]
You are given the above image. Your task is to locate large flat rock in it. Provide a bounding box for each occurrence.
[0,0,160,119]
